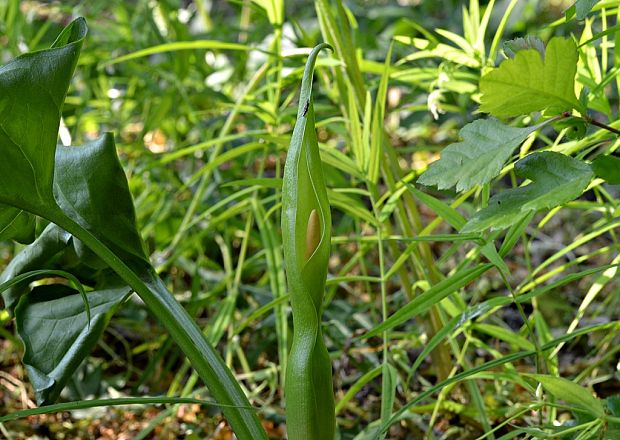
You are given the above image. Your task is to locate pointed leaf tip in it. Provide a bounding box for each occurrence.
[297,44,333,117]
[418,119,546,192]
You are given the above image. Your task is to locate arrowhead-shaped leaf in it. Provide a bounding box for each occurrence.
[462,151,593,232]
[15,283,130,405]
[54,134,150,268]
[0,18,86,214]
[479,37,585,117]
[0,19,266,437]
[418,119,544,192]
[1,223,71,312]
[0,206,35,244]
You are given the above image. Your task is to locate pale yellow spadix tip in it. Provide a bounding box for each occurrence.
[305,209,320,260]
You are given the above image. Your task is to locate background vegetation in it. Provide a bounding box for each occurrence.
[1,0,620,438]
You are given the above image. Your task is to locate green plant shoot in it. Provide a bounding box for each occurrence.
[281,43,335,440]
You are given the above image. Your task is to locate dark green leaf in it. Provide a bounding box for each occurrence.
[566,0,601,20]
[418,119,544,192]
[54,134,149,267]
[479,37,584,117]
[608,395,620,416]
[462,152,593,232]
[15,283,130,405]
[0,206,35,244]
[1,223,70,312]
[0,18,86,214]
[0,269,91,325]
[0,20,266,438]
[592,155,620,184]
[607,396,620,433]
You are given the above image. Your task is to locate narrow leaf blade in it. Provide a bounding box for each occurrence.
[361,264,493,340]
[526,374,605,417]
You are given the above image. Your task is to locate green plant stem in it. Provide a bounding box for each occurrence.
[584,116,620,136]
[381,148,453,381]
[165,61,269,255]
[488,0,520,62]
[498,272,547,377]
[0,396,246,423]
[369,186,393,436]
[46,208,267,440]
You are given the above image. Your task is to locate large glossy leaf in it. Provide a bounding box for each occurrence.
[49,133,265,438]
[54,134,149,267]
[418,119,544,192]
[0,206,35,244]
[479,37,585,117]
[592,155,620,184]
[0,18,86,214]
[462,151,593,232]
[2,136,148,403]
[15,283,130,405]
[0,19,266,439]
[1,223,71,312]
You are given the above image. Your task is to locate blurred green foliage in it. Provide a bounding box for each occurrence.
[2,0,620,438]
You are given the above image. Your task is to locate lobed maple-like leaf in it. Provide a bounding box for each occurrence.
[418,119,545,192]
[462,151,593,232]
[566,0,601,20]
[479,37,585,117]
[503,36,545,59]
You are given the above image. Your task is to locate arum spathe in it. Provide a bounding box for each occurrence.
[281,43,335,440]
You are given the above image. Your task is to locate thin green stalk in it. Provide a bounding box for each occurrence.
[165,61,269,254]
[488,0,520,62]
[369,186,394,438]
[0,396,246,423]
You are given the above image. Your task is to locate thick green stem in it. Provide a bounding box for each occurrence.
[46,208,267,440]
